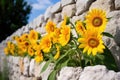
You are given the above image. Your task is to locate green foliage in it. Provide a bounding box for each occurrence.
[0,0,32,42]
[102,32,114,38]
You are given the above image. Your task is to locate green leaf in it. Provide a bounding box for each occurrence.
[102,32,114,38]
[95,46,118,71]
[48,70,57,80]
[107,17,112,21]
[102,46,118,71]
[55,49,73,65]
[41,60,51,73]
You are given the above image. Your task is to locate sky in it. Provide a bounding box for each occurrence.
[26,0,60,22]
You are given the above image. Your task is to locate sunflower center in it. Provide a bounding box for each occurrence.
[50,24,55,32]
[46,40,50,47]
[88,38,99,48]
[92,17,102,27]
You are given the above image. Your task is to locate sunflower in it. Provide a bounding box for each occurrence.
[4,47,9,55]
[54,45,60,60]
[51,28,61,43]
[40,35,52,53]
[45,20,56,34]
[75,21,86,35]
[28,45,34,56]
[9,43,15,55]
[35,50,43,63]
[16,37,24,45]
[28,30,38,44]
[59,25,71,46]
[21,33,29,41]
[85,9,107,33]
[78,29,105,55]
[35,55,43,63]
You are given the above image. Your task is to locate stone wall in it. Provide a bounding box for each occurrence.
[0,0,120,80]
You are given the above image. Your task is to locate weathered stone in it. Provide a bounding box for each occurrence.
[57,67,82,80]
[115,72,120,80]
[79,65,116,80]
[71,12,86,23]
[90,0,114,14]
[40,63,54,80]
[29,59,35,76]
[12,56,20,66]
[53,12,62,23]
[103,11,120,69]
[51,2,62,13]
[35,15,44,27]
[19,57,24,74]
[23,57,30,76]
[62,4,76,18]
[115,0,120,10]
[20,75,33,80]
[34,62,46,77]
[61,0,75,7]
[44,6,53,21]
[76,0,95,15]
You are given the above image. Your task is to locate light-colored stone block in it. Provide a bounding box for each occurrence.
[76,0,95,15]
[89,0,114,14]
[23,57,30,76]
[44,6,53,21]
[53,12,62,23]
[29,59,35,76]
[115,0,120,9]
[57,67,82,80]
[51,2,62,13]
[61,0,75,7]
[62,4,76,18]
[79,65,116,80]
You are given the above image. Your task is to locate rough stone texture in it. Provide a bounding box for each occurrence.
[53,12,62,23]
[23,57,30,76]
[90,0,114,14]
[71,12,86,23]
[40,63,54,80]
[57,67,82,80]
[76,0,95,15]
[35,15,45,27]
[51,2,62,13]
[62,4,76,18]
[0,0,120,80]
[79,65,117,80]
[115,0,120,10]
[103,11,120,69]
[34,62,46,77]
[61,0,75,7]
[44,6,53,21]
[29,59,35,76]
[13,56,20,66]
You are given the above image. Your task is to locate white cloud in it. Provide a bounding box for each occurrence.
[32,0,53,10]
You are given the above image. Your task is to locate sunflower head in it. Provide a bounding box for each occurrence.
[9,43,15,55]
[28,45,34,56]
[35,55,43,63]
[40,35,52,53]
[21,33,29,41]
[59,25,71,46]
[29,30,38,44]
[85,9,107,33]
[75,21,86,35]
[78,29,105,55]
[51,28,61,43]
[4,47,9,55]
[45,21,56,34]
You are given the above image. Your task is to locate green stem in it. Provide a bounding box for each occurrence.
[70,21,79,38]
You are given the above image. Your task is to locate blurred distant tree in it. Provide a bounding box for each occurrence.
[0,0,32,42]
